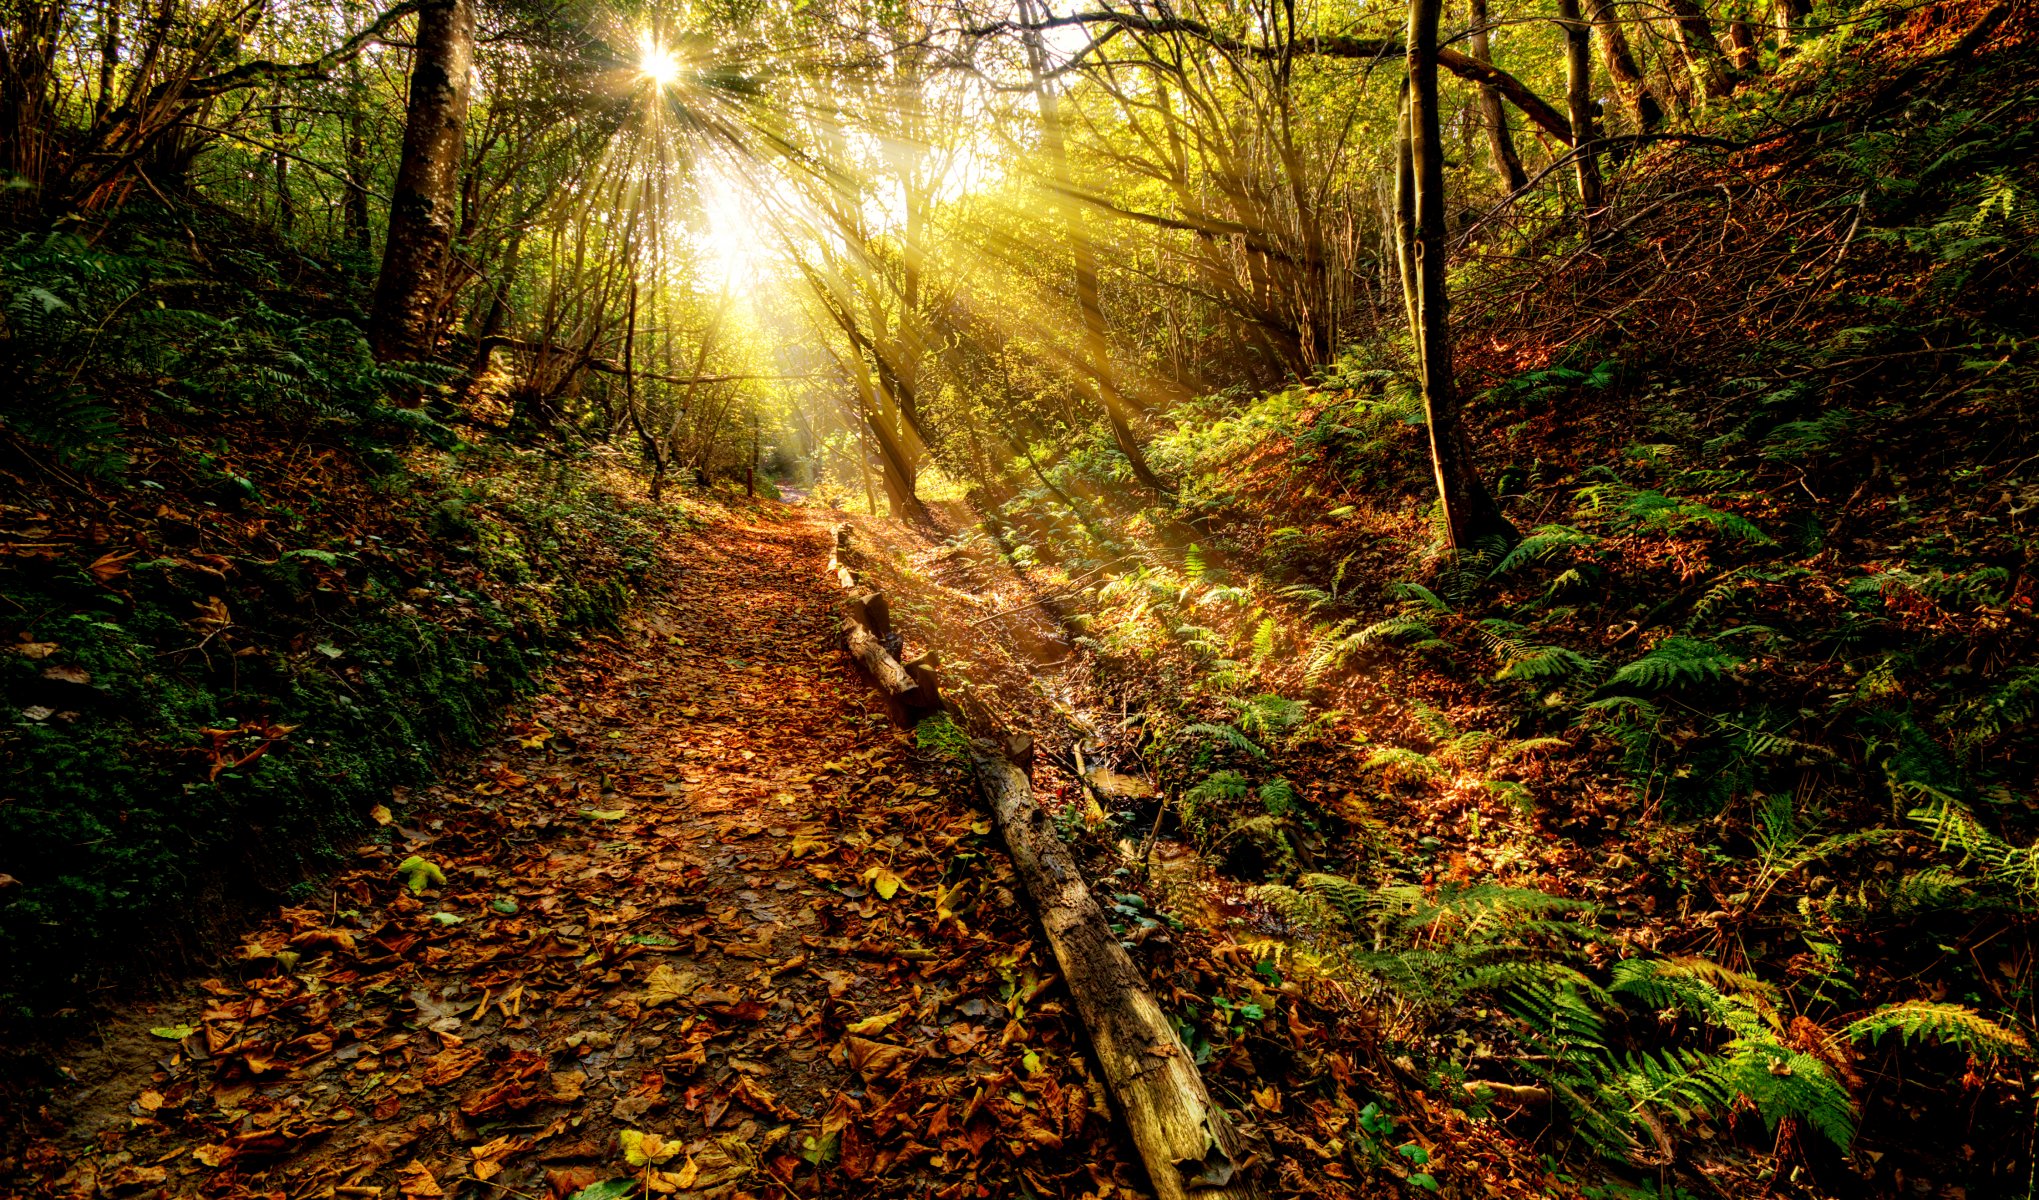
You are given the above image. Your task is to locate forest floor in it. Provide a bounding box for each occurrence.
[7,502,1144,1200]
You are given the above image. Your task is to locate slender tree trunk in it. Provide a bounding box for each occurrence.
[1584,0,1663,131]
[1665,0,1736,100]
[1393,91,1420,374]
[370,0,474,364]
[1557,0,1604,212]
[1468,0,1527,191]
[1020,0,1164,493]
[1406,0,1515,553]
[268,87,292,236]
[93,5,119,124]
[342,57,372,255]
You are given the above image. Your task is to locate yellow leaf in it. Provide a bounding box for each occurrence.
[862,865,904,900]
[788,834,831,858]
[642,965,700,1008]
[845,1007,905,1035]
[620,1129,679,1167]
[934,880,970,921]
[671,1156,700,1189]
[369,804,394,826]
[517,727,553,749]
[1252,1085,1282,1113]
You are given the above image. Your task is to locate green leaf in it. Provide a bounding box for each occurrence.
[566,1181,637,1200]
[799,1129,840,1166]
[396,855,446,894]
[1408,1172,1440,1192]
[490,897,519,915]
[149,1024,196,1040]
[430,912,464,926]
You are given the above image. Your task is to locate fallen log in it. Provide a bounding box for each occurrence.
[969,743,1262,1200]
[844,615,920,704]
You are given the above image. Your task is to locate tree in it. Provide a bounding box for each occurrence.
[1557,0,1604,212]
[1018,0,1165,493]
[370,0,474,364]
[1404,0,1515,553]
[1469,0,1528,192]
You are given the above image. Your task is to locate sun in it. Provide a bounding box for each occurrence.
[638,39,682,89]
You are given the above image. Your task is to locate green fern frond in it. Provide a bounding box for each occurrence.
[1362,745,1442,783]
[1490,524,1599,577]
[1606,637,1742,693]
[1842,1001,2031,1058]
[1178,721,1267,759]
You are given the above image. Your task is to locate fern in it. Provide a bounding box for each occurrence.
[1489,524,1599,577]
[1257,777,1301,816]
[1177,721,1267,759]
[1478,619,1598,683]
[1903,784,2039,899]
[1606,637,1741,693]
[1248,617,1279,663]
[1228,693,1310,741]
[1951,667,2039,747]
[1842,1001,2031,1058]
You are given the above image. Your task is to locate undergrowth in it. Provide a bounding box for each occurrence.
[964,7,2039,1195]
[0,206,681,1023]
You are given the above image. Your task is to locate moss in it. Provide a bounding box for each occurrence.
[913,713,972,767]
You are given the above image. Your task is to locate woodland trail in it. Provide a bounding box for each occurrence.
[17,505,1133,1200]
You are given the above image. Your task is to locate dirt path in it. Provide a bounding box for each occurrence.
[15,505,1133,1200]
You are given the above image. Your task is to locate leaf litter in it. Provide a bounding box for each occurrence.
[12,509,1143,1200]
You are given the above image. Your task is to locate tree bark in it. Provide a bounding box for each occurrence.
[1406,0,1515,553]
[1557,0,1604,212]
[268,87,293,236]
[370,0,474,364]
[1583,0,1663,132]
[1468,0,1527,192]
[969,746,1262,1200]
[342,55,373,255]
[1393,90,1420,374]
[1019,0,1165,493]
[1665,0,1736,100]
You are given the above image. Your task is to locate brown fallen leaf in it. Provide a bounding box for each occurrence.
[845,1036,916,1084]
[422,1046,485,1086]
[395,1160,445,1199]
[642,964,700,1007]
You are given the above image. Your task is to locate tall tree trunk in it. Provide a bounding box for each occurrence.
[1557,0,1604,212]
[1584,0,1663,131]
[1406,0,1515,553]
[93,4,119,124]
[1469,0,1527,191]
[1020,0,1164,493]
[370,0,474,364]
[1725,19,1758,70]
[268,87,292,236]
[342,56,372,255]
[1665,0,1736,100]
[1771,0,1810,46]
[342,103,372,251]
[1393,90,1420,374]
